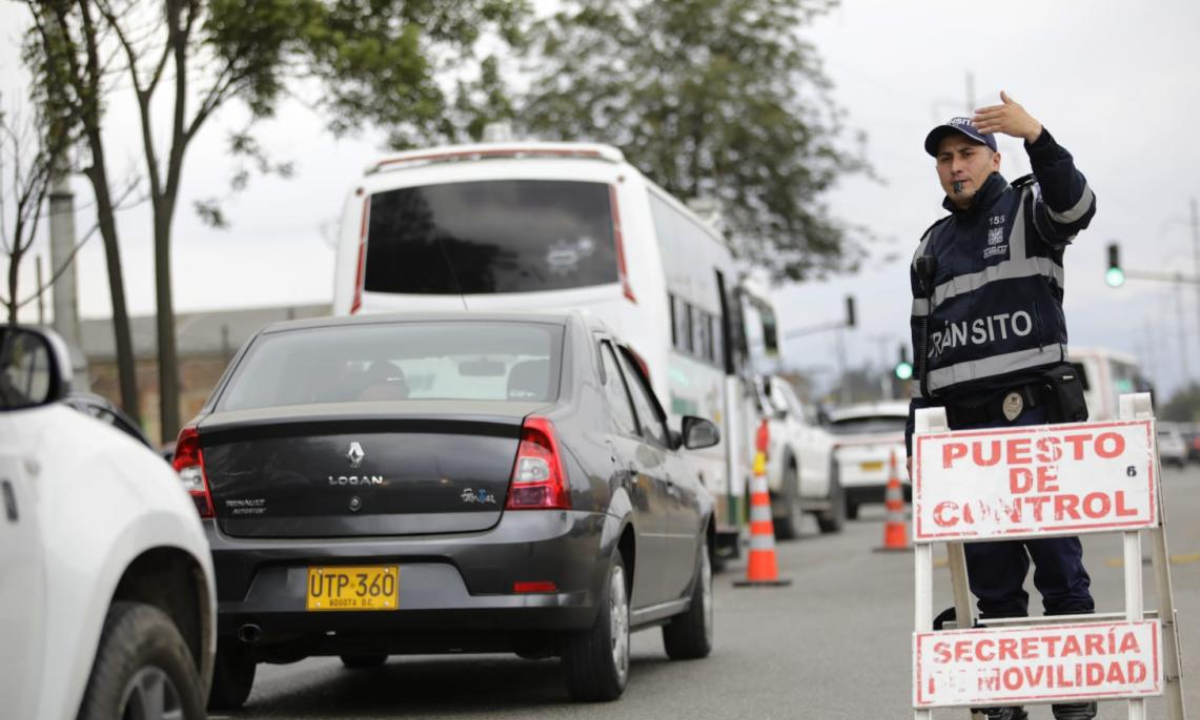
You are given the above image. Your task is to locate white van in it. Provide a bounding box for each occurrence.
[1067,346,1152,421]
[331,140,780,555]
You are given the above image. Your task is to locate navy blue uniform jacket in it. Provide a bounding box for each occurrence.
[905,128,1097,455]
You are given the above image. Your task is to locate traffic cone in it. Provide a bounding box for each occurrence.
[874,449,911,553]
[735,420,792,587]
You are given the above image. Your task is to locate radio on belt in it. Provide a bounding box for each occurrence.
[908,393,1186,720]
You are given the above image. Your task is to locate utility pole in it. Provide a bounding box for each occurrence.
[1176,281,1189,384]
[1192,197,1200,367]
[835,327,849,405]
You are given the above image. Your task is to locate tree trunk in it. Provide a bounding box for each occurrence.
[154,205,180,444]
[85,139,140,424]
[6,246,21,325]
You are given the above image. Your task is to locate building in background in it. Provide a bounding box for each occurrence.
[79,304,330,444]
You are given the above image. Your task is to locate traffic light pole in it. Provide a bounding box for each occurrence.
[1120,270,1200,285]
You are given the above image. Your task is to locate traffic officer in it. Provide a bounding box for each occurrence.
[904,92,1098,720]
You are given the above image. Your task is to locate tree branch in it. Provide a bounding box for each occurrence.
[15,174,144,310]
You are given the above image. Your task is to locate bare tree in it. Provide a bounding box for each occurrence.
[25,1,143,421]
[0,98,57,325]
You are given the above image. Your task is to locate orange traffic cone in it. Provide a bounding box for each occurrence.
[874,449,911,553]
[735,420,792,587]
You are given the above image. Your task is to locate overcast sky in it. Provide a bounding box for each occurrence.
[2,1,1199,396]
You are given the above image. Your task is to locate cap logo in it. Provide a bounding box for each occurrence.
[949,117,972,127]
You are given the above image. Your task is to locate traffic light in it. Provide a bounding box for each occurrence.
[1105,242,1124,288]
[894,345,913,381]
[845,296,856,328]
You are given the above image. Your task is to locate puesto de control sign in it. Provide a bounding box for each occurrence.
[914,621,1162,708]
[913,420,1157,541]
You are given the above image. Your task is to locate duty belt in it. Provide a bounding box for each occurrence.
[943,383,1042,428]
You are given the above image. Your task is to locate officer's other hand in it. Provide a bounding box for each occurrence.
[972,90,1043,144]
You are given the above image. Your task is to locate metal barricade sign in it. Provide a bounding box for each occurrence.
[914,621,1163,708]
[912,420,1158,542]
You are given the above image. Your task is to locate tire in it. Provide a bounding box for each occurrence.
[662,540,714,660]
[816,473,846,534]
[340,654,388,669]
[207,642,256,710]
[563,553,630,701]
[773,462,802,541]
[76,601,206,720]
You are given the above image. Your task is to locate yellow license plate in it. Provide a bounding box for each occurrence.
[860,461,885,472]
[306,565,399,612]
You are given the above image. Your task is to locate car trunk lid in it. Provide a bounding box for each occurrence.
[200,401,548,538]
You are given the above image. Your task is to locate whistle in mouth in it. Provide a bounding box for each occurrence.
[952,180,965,194]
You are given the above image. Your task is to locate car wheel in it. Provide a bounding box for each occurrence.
[76,601,206,720]
[816,473,846,534]
[773,462,803,540]
[341,654,388,669]
[207,642,256,710]
[563,553,630,701]
[662,540,714,660]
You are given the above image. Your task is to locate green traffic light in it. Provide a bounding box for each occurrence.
[894,361,914,381]
[1105,267,1125,288]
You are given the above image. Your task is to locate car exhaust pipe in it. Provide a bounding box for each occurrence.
[237,623,262,644]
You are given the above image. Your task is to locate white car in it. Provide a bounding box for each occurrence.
[0,326,216,720]
[827,401,910,520]
[1157,422,1188,469]
[758,376,839,539]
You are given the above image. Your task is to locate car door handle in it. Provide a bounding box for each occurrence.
[2,480,17,522]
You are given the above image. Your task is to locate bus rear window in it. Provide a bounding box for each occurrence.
[364,180,618,294]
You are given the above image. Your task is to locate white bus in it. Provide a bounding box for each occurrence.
[330,140,777,556]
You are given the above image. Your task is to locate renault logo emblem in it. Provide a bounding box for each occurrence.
[346,442,365,469]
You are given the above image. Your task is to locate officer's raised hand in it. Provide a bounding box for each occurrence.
[972,91,1043,144]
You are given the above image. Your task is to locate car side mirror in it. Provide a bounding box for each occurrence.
[0,326,72,411]
[682,416,720,450]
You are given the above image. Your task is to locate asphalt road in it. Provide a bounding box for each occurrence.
[214,466,1200,720]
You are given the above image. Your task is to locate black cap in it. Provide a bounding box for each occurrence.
[924,117,997,157]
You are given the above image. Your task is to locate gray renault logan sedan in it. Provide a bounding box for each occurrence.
[174,311,718,708]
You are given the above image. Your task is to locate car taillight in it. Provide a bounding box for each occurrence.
[349,197,369,314]
[506,417,570,510]
[173,426,214,518]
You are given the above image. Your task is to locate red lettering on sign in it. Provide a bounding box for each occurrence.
[1010,468,1033,494]
[1119,631,1141,653]
[1115,492,1137,517]
[1007,438,1032,465]
[1055,495,1081,520]
[1097,432,1124,458]
[1062,434,1092,460]
[973,440,1003,466]
[943,443,968,468]
[934,502,959,527]
[1036,436,1063,463]
[999,639,1018,660]
[1036,466,1060,493]
[1083,492,1111,518]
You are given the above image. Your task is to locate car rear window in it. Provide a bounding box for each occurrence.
[364,179,618,295]
[218,322,563,411]
[829,416,907,436]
